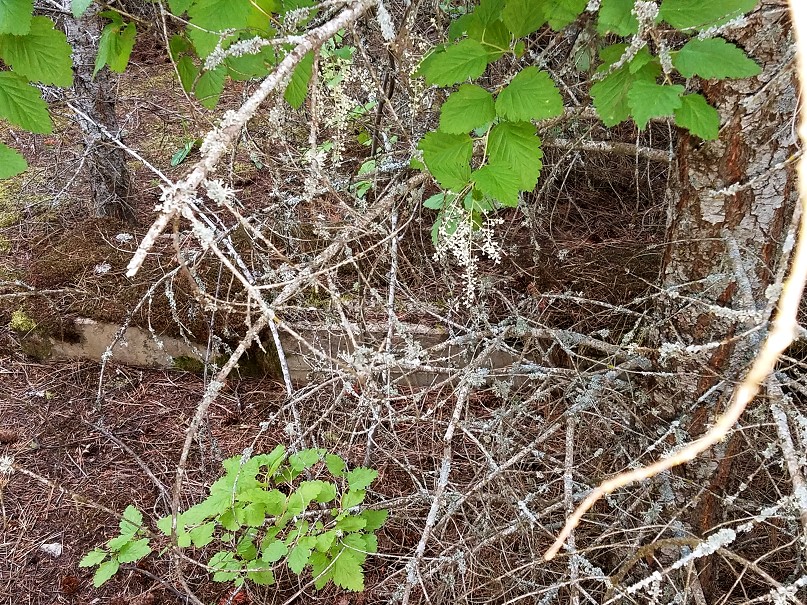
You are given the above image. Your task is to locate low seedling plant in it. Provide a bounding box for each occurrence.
[80,445,388,593]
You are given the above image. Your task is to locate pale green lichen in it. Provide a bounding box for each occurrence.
[9,309,36,332]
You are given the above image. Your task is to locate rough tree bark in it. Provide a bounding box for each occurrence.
[658,1,798,596]
[65,6,135,222]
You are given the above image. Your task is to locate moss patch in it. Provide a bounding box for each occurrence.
[9,309,36,332]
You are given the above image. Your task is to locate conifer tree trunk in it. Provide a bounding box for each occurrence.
[65,7,135,222]
[657,2,797,596]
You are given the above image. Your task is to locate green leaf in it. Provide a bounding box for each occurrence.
[289,448,323,471]
[475,0,506,26]
[195,65,226,109]
[360,508,389,531]
[439,84,495,135]
[236,533,258,560]
[218,507,241,531]
[94,21,136,76]
[93,559,120,587]
[673,38,761,80]
[287,543,313,574]
[119,505,143,536]
[116,538,151,564]
[262,539,288,563]
[71,0,92,18]
[331,548,363,591]
[0,0,32,35]
[209,551,240,582]
[168,0,192,14]
[424,192,455,210]
[189,522,217,547]
[247,565,275,585]
[284,51,314,109]
[0,143,26,178]
[346,467,378,491]
[627,81,685,129]
[188,0,252,33]
[501,0,545,37]
[449,13,477,40]
[472,162,522,207]
[597,0,638,35]
[590,61,658,127]
[495,67,563,122]
[0,17,73,86]
[674,93,720,140]
[658,0,757,30]
[341,489,365,509]
[335,515,366,532]
[419,38,488,87]
[315,530,337,553]
[418,131,472,191]
[310,551,333,589]
[487,120,543,190]
[79,548,108,568]
[176,55,198,92]
[107,533,133,552]
[467,17,511,61]
[240,502,266,527]
[325,453,346,477]
[539,0,587,30]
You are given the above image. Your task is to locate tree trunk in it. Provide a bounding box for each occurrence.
[658,2,797,597]
[65,7,135,222]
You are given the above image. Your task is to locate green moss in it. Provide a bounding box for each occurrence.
[0,210,20,228]
[0,235,10,253]
[9,309,36,332]
[171,355,206,373]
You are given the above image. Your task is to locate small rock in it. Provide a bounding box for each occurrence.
[40,542,62,557]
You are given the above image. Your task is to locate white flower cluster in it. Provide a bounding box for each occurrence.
[433,211,503,305]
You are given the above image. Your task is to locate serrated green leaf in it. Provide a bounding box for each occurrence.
[236,533,258,560]
[284,51,314,109]
[331,548,363,591]
[93,558,120,587]
[189,522,217,547]
[94,20,136,76]
[247,564,275,585]
[226,46,273,81]
[325,453,346,477]
[188,0,252,34]
[590,61,658,127]
[420,38,488,87]
[156,515,173,536]
[176,55,198,92]
[287,543,313,574]
[335,515,367,531]
[71,0,92,18]
[262,539,288,562]
[310,551,332,589]
[0,17,72,86]
[218,507,241,531]
[658,0,757,30]
[289,448,323,471]
[424,192,455,210]
[168,34,190,59]
[0,0,32,35]
[177,530,192,548]
[472,163,521,207]
[487,120,543,190]
[501,0,545,37]
[360,508,389,531]
[341,533,370,562]
[107,533,132,552]
[467,17,511,61]
[119,505,143,536]
[439,84,495,135]
[195,65,226,109]
[673,38,761,80]
[346,467,378,491]
[627,81,685,129]
[79,548,108,568]
[597,0,638,35]
[0,143,26,178]
[168,0,192,14]
[540,0,587,30]
[495,67,563,122]
[449,12,477,40]
[341,489,366,509]
[240,502,266,527]
[209,551,240,582]
[475,0,506,26]
[116,538,151,563]
[674,93,720,140]
[418,131,472,191]
[315,529,337,552]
